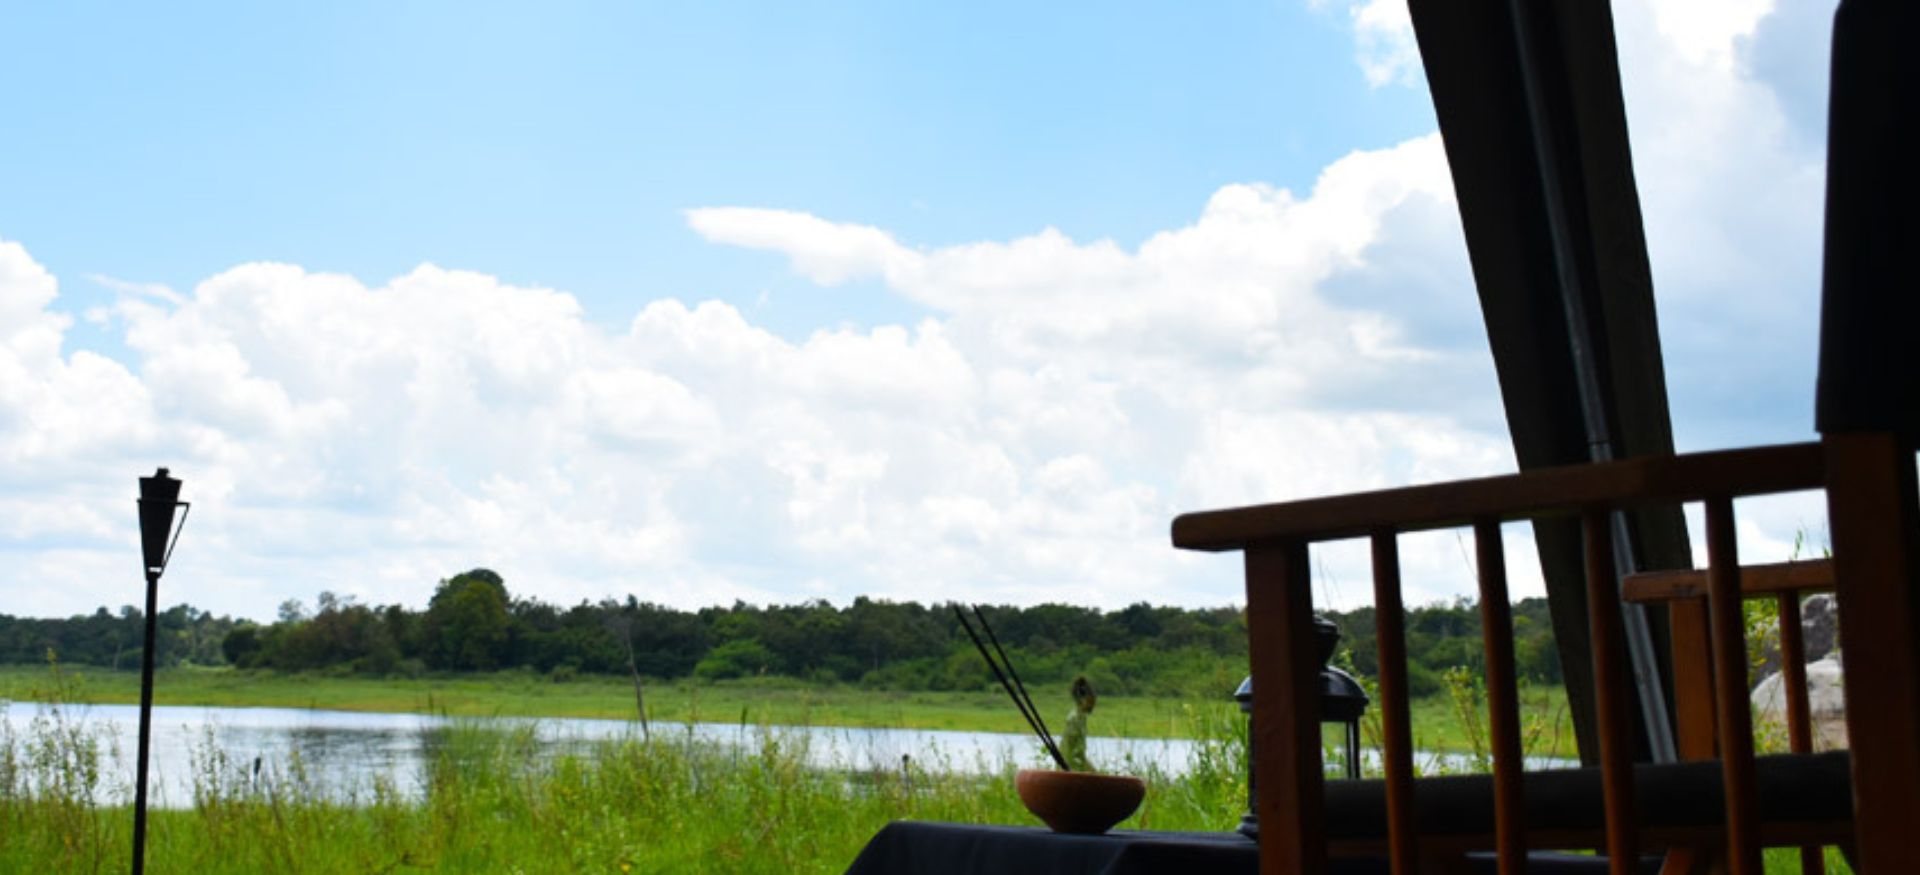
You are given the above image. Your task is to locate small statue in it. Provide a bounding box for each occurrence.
[1061,675,1097,771]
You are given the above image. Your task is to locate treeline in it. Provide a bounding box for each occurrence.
[0,604,236,670]
[0,569,1563,698]
[1328,597,1562,694]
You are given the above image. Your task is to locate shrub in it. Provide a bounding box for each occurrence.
[694,640,776,681]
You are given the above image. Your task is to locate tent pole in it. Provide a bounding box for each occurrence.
[1500,0,1675,763]
[1502,0,1677,763]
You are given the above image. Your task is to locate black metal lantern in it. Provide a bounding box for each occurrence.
[133,468,189,875]
[1234,615,1369,840]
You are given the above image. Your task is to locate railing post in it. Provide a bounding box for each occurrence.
[1474,520,1526,874]
[1371,530,1419,875]
[1775,592,1825,875]
[1703,496,1760,875]
[1245,541,1326,875]
[1583,509,1639,874]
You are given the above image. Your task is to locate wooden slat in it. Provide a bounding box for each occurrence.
[1620,559,1835,603]
[1172,443,1822,552]
[1370,531,1418,875]
[1473,520,1526,874]
[1778,595,1813,755]
[1823,432,1920,874]
[1776,594,1825,875]
[1245,543,1326,875]
[1582,510,1638,874]
[1667,597,1718,762]
[1704,496,1760,875]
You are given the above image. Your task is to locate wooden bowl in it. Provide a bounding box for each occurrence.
[1015,768,1146,835]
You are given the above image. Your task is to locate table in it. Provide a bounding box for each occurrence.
[843,822,1272,875]
[844,821,1651,874]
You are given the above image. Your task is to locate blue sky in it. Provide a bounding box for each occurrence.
[1,1,1837,619]
[5,2,1431,343]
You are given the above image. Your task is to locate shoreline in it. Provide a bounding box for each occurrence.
[0,663,1238,741]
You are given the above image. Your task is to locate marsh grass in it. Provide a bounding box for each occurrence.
[0,665,1848,874]
[0,691,1251,874]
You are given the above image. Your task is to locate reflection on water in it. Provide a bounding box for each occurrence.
[1,700,1573,809]
[0,700,1197,809]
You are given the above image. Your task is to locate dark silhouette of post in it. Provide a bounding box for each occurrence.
[134,469,188,875]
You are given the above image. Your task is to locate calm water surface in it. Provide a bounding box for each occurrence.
[0,700,1199,808]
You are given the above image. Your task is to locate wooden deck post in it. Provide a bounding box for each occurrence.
[1824,432,1920,873]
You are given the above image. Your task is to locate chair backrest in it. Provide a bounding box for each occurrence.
[1624,559,1836,875]
[1622,559,1835,760]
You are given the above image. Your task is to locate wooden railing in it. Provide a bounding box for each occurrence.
[1172,437,1920,874]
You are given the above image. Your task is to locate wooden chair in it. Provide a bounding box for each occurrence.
[1621,558,1848,874]
[1172,436,1920,874]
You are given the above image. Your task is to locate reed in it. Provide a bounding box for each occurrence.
[0,701,1249,873]
[0,668,1849,874]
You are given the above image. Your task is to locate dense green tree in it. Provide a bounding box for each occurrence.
[423,569,512,670]
[222,624,263,666]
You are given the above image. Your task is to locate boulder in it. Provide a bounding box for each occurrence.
[1801,593,1839,661]
[1751,654,1847,751]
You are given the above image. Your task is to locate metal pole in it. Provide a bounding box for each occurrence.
[132,571,159,875]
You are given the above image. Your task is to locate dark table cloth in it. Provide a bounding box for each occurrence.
[844,821,1649,874]
[842,822,1274,875]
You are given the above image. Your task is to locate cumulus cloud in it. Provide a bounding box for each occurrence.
[0,129,1510,618]
[0,0,1837,619]
[1615,0,1831,451]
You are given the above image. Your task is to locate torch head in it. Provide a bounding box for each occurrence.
[138,468,182,577]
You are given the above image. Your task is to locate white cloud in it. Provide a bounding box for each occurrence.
[1644,0,1774,71]
[1613,0,1829,449]
[684,208,920,286]
[0,127,1509,618]
[1351,0,1420,87]
[1312,0,1419,87]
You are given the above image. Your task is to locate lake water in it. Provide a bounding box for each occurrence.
[0,700,1201,808]
[2,700,1575,809]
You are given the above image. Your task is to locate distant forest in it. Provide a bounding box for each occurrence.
[0,569,1563,698]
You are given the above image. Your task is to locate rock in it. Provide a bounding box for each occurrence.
[1751,655,1847,751]
[1801,594,1839,661]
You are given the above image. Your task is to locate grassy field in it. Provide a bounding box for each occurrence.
[0,663,1577,757]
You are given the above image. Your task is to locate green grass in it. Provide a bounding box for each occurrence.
[0,664,1849,874]
[0,684,1252,874]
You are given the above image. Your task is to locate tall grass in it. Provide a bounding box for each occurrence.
[0,699,1250,873]
[0,674,1849,873]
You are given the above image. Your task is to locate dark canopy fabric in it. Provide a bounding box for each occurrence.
[1819,0,1920,445]
[1405,1,1692,763]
